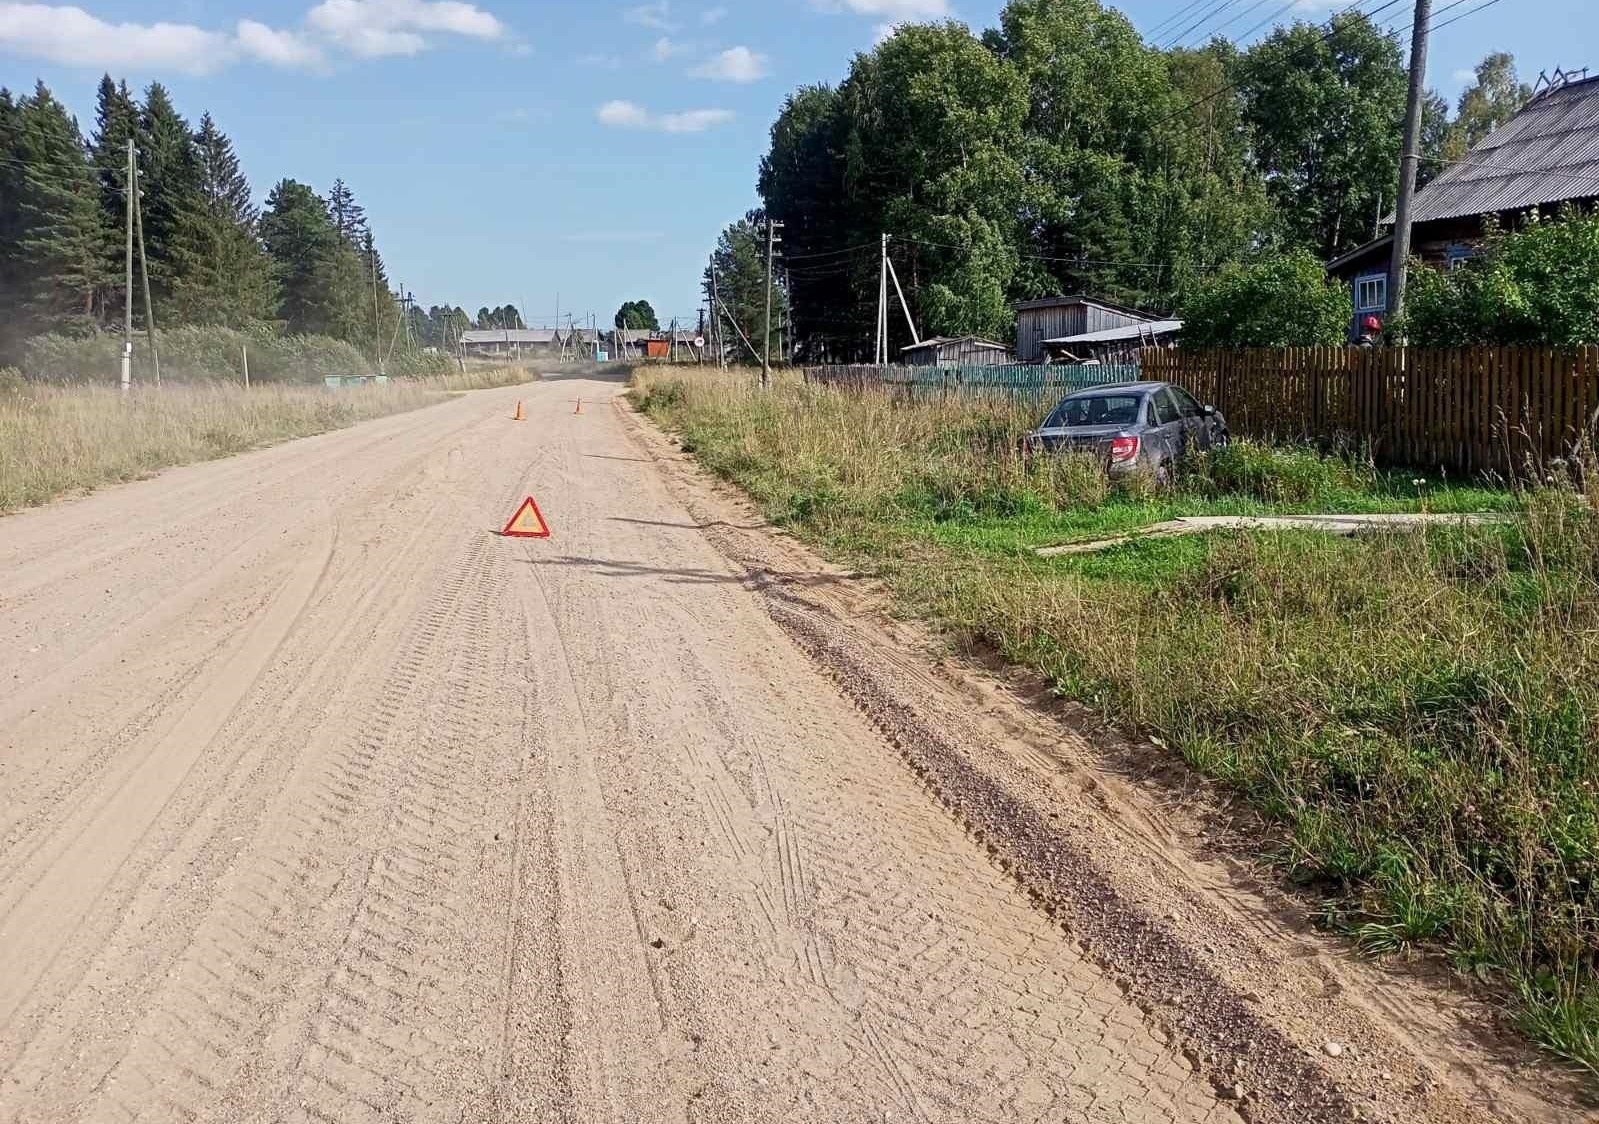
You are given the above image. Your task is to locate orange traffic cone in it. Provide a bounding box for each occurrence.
[512,400,525,421]
[574,399,582,415]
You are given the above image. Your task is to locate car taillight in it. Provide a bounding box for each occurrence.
[1110,436,1140,462]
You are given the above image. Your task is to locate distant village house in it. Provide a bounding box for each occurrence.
[1327,69,1599,338]
[899,336,1013,367]
[1013,296,1172,364]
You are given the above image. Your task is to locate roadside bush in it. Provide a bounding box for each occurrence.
[390,350,453,379]
[20,326,380,384]
[1402,207,1599,347]
[1179,250,1353,347]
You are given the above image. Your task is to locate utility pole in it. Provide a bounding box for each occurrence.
[132,158,160,388]
[121,139,133,394]
[369,243,384,375]
[709,255,725,370]
[886,237,919,345]
[763,218,782,388]
[876,233,889,365]
[1387,0,1432,333]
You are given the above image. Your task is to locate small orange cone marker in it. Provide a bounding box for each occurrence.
[574,399,583,415]
[512,400,525,421]
[500,496,551,538]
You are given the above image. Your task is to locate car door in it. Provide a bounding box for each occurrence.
[1148,388,1185,464]
[1170,386,1213,450]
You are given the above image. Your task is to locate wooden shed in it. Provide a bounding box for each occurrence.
[899,336,1012,368]
[1014,296,1159,363]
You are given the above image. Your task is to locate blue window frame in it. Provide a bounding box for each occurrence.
[1354,273,1388,313]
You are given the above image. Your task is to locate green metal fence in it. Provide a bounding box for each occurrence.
[804,363,1140,407]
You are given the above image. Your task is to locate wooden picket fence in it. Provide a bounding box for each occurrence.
[805,362,1139,407]
[1141,346,1599,475]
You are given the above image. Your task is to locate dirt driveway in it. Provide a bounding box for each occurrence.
[0,375,1581,1123]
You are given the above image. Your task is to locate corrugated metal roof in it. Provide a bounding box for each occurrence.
[1410,74,1599,224]
[459,329,559,345]
[901,335,1010,352]
[1014,294,1157,320]
[1044,320,1183,345]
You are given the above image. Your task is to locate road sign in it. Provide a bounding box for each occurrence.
[693,336,705,348]
[500,496,551,539]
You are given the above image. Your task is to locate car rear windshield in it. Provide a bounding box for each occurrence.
[1044,394,1143,428]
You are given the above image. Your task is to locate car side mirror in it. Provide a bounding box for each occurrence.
[1202,404,1217,416]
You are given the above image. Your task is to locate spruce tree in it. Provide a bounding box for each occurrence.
[0,88,26,359]
[260,178,341,335]
[13,82,109,336]
[88,75,138,326]
[164,110,275,325]
[137,82,203,307]
[327,178,366,246]
[194,112,255,226]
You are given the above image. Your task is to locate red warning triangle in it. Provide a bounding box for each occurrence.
[500,496,551,538]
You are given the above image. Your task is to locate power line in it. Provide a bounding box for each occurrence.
[1151,0,1436,128]
[1232,0,1313,45]
[1203,0,1280,43]
[778,240,879,263]
[1146,0,1221,41]
[898,235,1174,270]
[1163,0,1250,49]
[1425,0,1509,34]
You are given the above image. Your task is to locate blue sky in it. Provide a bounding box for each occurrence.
[0,0,1589,327]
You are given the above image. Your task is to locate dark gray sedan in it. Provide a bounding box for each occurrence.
[1024,381,1227,480]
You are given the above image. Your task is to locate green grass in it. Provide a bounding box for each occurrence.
[634,367,1599,1081]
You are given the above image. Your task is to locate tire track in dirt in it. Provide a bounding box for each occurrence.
[550,433,1236,1123]
[0,506,338,1036]
[1,425,553,1124]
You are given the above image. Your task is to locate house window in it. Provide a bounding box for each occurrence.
[1355,274,1388,313]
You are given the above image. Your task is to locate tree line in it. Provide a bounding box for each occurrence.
[0,75,413,368]
[722,0,1533,361]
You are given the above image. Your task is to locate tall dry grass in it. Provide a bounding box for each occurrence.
[0,376,446,512]
[634,366,1599,1077]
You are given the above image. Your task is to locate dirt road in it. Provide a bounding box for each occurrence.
[0,375,1576,1123]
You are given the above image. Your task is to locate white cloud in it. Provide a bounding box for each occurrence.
[597,99,653,127]
[825,0,949,16]
[872,21,898,45]
[307,0,504,57]
[701,6,727,24]
[653,35,687,61]
[689,45,769,82]
[0,3,231,75]
[596,99,733,133]
[624,1,675,30]
[1451,67,1477,84]
[236,19,324,68]
[660,107,734,132]
[0,1,509,73]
